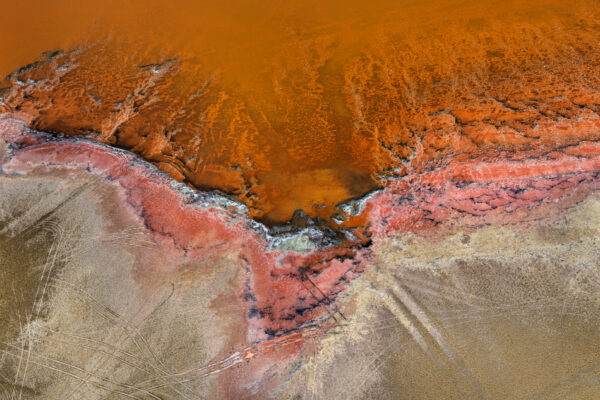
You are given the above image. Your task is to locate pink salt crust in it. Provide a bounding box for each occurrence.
[0,116,365,342]
[3,114,600,389]
[366,142,600,237]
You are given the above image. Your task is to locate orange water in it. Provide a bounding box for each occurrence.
[1,0,598,224]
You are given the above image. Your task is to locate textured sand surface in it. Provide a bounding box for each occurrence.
[2,116,600,398]
[281,202,600,399]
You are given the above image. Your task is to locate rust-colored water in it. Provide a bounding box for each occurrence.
[1,0,599,224]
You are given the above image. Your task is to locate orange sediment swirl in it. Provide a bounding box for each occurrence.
[1,0,600,226]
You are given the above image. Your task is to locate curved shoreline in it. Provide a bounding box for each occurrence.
[3,112,600,341]
[3,109,600,397]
